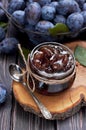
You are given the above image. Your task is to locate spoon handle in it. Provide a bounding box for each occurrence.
[23,82,52,119]
[28,89,52,119]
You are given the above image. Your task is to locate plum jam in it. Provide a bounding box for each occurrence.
[29,42,76,95]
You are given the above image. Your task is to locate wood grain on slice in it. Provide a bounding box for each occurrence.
[12,41,86,119]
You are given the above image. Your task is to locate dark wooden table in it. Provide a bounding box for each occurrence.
[0,51,86,130]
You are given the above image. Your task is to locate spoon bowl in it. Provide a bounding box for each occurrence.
[9,63,27,84]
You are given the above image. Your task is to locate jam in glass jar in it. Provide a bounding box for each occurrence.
[28,42,76,95]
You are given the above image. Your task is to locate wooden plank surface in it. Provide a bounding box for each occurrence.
[0,54,16,130]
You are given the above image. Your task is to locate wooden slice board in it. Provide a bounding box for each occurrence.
[12,41,86,120]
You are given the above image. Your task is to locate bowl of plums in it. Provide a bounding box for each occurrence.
[2,0,86,49]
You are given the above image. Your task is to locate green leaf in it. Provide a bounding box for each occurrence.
[74,46,86,66]
[0,22,8,28]
[22,47,30,60]
[49,23,69,36]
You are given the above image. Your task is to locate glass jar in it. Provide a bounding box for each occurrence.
[28,42,76,95]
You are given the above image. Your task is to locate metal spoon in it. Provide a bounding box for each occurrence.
[9,63,52,120]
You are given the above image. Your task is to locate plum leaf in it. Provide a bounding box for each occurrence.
[49,23,69,36]
[0,22,8,28]
[74,46,86,66]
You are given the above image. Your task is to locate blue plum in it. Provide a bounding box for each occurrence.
[24,23,35,31]
[83,3,86,11]
[67,12,84,32]
[25,2,41,25]
[42,5,56,20]
[50,1,59,10]
[0,2,7,22]
[75,0,85,9]
[12,10,25,26]
[0,27,5,42]
[57,0,80,16]
[7,0,26,14]
[0,9,7,22]
[35,20,54,33]
[37,0,51,6]
[81,11,86,26]
[0,37,18,54]
[54,15,66,24]
[0,83,7,104]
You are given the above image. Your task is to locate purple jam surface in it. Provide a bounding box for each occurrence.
[31,44,74,76]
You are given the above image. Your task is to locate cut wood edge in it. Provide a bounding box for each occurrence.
[12,81,86,120]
